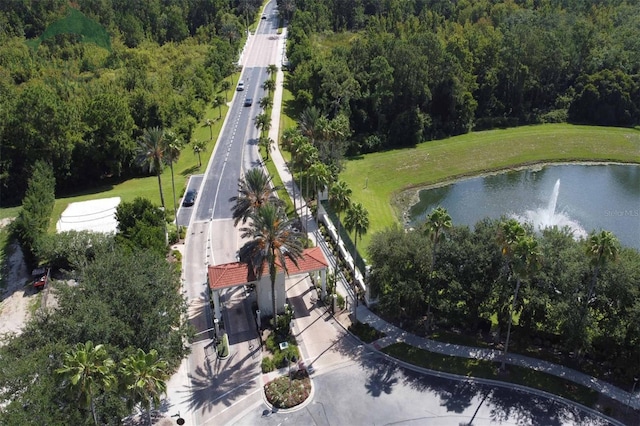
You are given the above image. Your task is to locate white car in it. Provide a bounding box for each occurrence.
[237,81,244,91]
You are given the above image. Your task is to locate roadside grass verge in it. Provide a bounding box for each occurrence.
[340,124,640,251]
[382,342,599,408]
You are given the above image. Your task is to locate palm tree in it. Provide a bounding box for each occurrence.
[262,78,276,96]
[254,112,270,137]
[298,106,322,145]
[136,127,166,209]
[213,95,225,118]
[329,180,352,295]
[281,127,299,152]
[259,96,273,111]
[498,220,540,370]
[120,348,169,426]
[307,161,331,202]
[295,141,318,201]
[164,131,183,216]
[192,139,207,167]
[344,202,369,320]
[204,118,214,140]
[56,341,116,426]
[238,203,304,328]
[584,230,619,316]
[229,167,282,226]
[220,80,231,102]
[258,135,275,160]
[423,206,452,328]
[266,64,278,76]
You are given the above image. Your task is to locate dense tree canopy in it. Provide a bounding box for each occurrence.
[285,0,640,152]
[367,217,640,382]
[0,243,190,424]
[0,0,253,204]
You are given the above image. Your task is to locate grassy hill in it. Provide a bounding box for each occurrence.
[339,124,640,251]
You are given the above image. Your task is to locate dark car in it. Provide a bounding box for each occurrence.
[182,189,197,207]
[244,97,253,107]
[261,14,266,20]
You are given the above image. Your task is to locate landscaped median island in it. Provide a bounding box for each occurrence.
[340,123,640,250]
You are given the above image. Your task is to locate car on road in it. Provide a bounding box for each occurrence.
[182,189,197,206]
[261,14,266,20]
[244,97,253,107]
[236,81,244,91]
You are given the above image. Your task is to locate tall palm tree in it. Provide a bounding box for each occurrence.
[120,348,169,426]
[192,139,207,167]
[298,106,322,145]
[423,206,452,328]
[220,80,231,102]
[295,141,318,201]
[498,220,540,370]
[262,78,276,96]
[56,341,116,426]
[266,64,278,76]
[281,127,299,152]
[238,203,304,328]
[259,96,273,111]
[329,180,352,296]
[213,95,225,118]
[584,230,619,316]
[229,167,282,226]
[136,127,166,209]
[344,202,369,320]
[258,135,275,160]
[288,134,310,214]
[307,161,331,202]
[254,113,270,137]
[163,131,183,216]
[204,118,214,140]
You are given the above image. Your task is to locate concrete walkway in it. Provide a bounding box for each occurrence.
[264,27,640,416]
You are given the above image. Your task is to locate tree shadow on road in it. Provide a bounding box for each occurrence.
[182,346,260,414]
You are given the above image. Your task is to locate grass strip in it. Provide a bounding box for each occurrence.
[382,342,599,408]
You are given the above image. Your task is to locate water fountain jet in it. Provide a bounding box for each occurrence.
[521,179,587,238]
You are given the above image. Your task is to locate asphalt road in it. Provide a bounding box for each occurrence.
[232,350,615,426]
[175,2,282,425]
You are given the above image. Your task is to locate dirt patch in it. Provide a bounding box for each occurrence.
[0,242,38,340]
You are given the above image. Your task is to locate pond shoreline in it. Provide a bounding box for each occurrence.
[394,160,640,227]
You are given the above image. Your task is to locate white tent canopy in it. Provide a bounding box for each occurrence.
[56,197,121,234]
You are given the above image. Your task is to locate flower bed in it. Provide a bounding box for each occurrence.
[264,370,311,409]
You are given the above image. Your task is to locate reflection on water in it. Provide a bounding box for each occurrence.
[408,164,640,250]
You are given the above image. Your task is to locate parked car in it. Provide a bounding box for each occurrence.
[244,97,253,107]
[32,267,50,290]
[237,81,245,91]
[182,189,197,206]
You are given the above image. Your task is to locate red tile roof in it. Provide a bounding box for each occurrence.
[208,247,328,291]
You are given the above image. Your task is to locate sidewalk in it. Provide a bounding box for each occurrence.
[264,29,640,416]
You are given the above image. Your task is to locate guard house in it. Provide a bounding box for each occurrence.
[207,247,329,322]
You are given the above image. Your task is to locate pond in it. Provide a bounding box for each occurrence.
[407,164,640,250]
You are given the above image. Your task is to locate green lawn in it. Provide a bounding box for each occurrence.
[340,124,640,251]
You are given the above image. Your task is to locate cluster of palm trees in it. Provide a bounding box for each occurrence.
[254,65,278,159]
[136,126,211,216]
[56,342,168,426]
[230,167,304,327]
